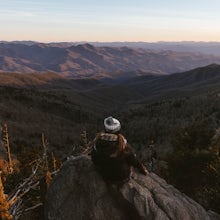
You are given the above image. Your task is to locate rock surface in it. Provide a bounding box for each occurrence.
[45,156,220,220]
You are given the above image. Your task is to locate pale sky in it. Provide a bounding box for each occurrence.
[1,0,220,42]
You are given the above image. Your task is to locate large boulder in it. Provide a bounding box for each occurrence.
[45,156,220,220]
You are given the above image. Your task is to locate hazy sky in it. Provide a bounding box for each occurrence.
[1,0,220,42]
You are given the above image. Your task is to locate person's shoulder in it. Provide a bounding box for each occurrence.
[93,131,104,141]
[117,133,127,143]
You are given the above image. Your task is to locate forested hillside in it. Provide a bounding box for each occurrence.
[0,64,220,217]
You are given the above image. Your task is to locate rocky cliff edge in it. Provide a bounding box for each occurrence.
[44,156,220,220]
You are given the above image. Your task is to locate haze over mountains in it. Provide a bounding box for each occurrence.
[2,41,220,55]
[91,41,220,56]
[1,42,220,79]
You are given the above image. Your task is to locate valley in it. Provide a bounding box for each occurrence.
[1,44,220,216]
[0,63,220,157]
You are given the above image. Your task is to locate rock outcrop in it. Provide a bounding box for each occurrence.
[45,156,220,220]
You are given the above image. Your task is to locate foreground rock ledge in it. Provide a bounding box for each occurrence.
[45,156,220,220]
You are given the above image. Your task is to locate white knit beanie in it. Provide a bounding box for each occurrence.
[104,116,121,133]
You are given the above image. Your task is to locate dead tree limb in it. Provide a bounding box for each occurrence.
[1,124,13,174]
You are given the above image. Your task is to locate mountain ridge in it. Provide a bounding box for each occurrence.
[0,63,220,96]
[1,43,220,78]
[2,41,220,55]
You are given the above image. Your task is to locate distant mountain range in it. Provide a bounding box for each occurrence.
[1,63,220,102]
[90,41,220,56]
[2,41,220,55]
[1,42,220,78]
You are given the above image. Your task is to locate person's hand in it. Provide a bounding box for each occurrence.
[140,163,148,175]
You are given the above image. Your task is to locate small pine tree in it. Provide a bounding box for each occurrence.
[167,122,220,213]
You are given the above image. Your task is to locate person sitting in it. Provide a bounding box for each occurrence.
[91,116,148,183]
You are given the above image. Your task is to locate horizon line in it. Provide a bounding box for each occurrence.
[1,40,220,44]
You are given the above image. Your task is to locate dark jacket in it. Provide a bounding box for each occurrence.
[91,133,143,182]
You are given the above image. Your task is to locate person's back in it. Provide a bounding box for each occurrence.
[91,116,147,183]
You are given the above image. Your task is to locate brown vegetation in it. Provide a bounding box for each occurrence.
[0,128,61,219]
[0,173,12,220]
